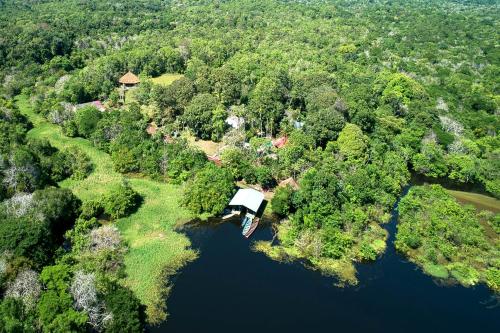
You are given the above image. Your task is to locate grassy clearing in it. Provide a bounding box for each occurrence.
[118,178,196,322]
[17,96,123,200]
[151,73,184,86]
[123,73,184,107]
[182,131,222,156]
[446,189,500,213]
[16,96,195,323]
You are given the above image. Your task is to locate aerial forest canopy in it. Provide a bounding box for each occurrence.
[0,0,499,331]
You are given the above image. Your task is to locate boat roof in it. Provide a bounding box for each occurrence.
[228,188,264,213]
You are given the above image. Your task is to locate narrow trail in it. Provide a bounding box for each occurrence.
[16,96,196,323]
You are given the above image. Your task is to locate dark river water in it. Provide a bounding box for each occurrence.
[152,189,500,333]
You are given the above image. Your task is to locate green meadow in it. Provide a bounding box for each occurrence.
[16,96,196,323]
[150,73,184,86]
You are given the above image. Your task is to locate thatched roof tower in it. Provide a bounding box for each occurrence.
[119,71,140,85]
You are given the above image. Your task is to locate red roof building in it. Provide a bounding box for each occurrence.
[146,123,158,135]
[272,136,288,148]
[207,155,222,167]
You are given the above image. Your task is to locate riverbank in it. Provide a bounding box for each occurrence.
[16,96,196,323]
[446,189,500,213]
[154,213,500,333]
[411,173,500,213]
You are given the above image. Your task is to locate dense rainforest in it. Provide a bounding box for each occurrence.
[0,0,498,331]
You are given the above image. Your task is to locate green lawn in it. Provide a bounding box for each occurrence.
[16,96,195,323]
[150,73,184,86]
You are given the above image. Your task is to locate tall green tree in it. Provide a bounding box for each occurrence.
[337,123,368,162]
[182,164,234,216]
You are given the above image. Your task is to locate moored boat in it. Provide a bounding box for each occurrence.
[243,217,259,238]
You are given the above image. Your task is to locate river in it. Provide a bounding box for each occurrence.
[152,187,499,333]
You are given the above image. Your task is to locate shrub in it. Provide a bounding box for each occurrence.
[111,148,140,174]
[51,147,93,181]
[271,185,294,216]
[74,106,102,138]
[0,217,52,266]
[104,283,145,333]
[396,185,495,290]
[103,182,141,219]
[0,297,35,333]
[5,269,41,309]
[487,214,500,234]
[164,142,207,182]
[65,218,100,252]
[220,147,250,180]
[432,124,454,147]
[62,120,78,137]
[0,188,80,267]
[449,263,480,287]
[321,228,353,259]
[254,166,274,189]
[358,242,377,261]
[80,200,104,220]
[64,147,93,180]
[37,290,87,332]
[485,267,500,292]
[423,263,449,279]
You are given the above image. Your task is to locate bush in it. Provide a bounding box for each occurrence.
[0,216,53,266]
[65,218,100,253]
[51,147,93,181]
[432,124,454,147]
[449,263,479,286]
[32,188,81,237]
[220,147,251,180]
[254,166,275,189]
[321,228,353,259]
[164,142,207,182]
[37,264,88,332]
[62,120,78,137]
[74,106,102,138]
[396,185,495,290]
[423,263,449,279]
[104,283,145,333]
[37,290,87,333]
[0,297,35,333]
[80,200,104,220]
[271,185,294,216]
[111,148,140,174]
[487,214,500,234]
[64,147,93,180]
[181,93,218,139]
[358,242,377,261]
[485,267,500,292]
[484,179,500,199]
[103,182,141,219]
